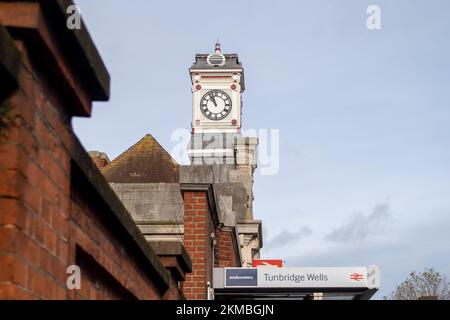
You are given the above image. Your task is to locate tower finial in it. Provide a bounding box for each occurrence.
[215,40,221,53]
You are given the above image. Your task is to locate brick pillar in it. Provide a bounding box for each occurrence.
[182,191,212,300]
[215,228,239,268]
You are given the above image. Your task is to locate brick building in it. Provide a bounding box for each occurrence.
[0,0,263,301]
[89,44,265,299]
[92,134,251,299]
[0,0,190,299]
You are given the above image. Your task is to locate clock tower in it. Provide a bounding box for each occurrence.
[187,43,262,267]
[188,42,258,220]
[188,42,246,165]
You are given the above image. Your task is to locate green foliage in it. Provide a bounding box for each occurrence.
[386,268,450,300]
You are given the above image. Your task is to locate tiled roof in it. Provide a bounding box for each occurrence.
[102,134,179,183]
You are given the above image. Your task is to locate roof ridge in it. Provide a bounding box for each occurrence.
[102,134,178,173]
[101,135,147,172]
[146,134,179,167]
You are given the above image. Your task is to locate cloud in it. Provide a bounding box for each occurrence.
[266,226,312,249]
[325,203,392,243]
[286,217,450,299]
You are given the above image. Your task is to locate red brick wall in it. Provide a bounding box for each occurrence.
[0,38,71,299]
[158,256,187,300]
[182,191,213,300]
[215,228,239,268]
[0,34,174,299]
[69,176,162,300]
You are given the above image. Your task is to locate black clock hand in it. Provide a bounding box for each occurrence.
[210,93,218,107]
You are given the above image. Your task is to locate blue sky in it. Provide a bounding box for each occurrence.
[74,0,450,298]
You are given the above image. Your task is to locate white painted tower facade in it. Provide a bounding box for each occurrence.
[188,43,262,267]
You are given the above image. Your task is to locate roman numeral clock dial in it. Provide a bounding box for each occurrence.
[200,90,232,120]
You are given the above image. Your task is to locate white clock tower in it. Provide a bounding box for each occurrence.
[188,43,262,267]
[188,42,259,217]
[188,42,247,165]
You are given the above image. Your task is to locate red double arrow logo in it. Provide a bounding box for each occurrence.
[349,273,364,281]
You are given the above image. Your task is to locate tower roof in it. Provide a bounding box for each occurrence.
[190,43,245,90]
[190,53,243,70]
[102,134,179,183]
[191,42,243,70]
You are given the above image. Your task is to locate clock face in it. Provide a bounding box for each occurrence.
[200,90,232,121]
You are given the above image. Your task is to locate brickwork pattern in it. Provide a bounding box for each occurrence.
[182,191,212,300]
[215,228,239,268]
[0,37,171,300]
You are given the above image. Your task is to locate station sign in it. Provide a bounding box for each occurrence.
[223,266,380,289]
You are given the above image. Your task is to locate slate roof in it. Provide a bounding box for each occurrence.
[102,134,179,183]
[190,53,243,70]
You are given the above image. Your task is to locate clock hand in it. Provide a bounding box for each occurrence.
[210,93,218,107]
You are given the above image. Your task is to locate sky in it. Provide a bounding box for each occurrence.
[73,0,450,298]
